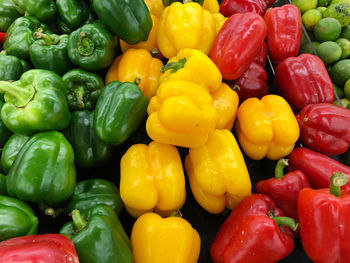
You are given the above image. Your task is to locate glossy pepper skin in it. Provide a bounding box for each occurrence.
[0,69,71,135]
[0,51,30,81]
[68,23,116,71]
[0,32,4,43]
[144,0,165,18]
[7,131,76,206]
[105,49,163,100]
[92,0,152,45]
[94,81,148,145]
[296,103,350,156]
[236,95,300,160]
[163,0,204,6]
[63,69,103,111]
[0,175,6,195]
[210,12,267,80]
[0,234,79,263]
[264,4,302,65]
[12,0,56,22]
[60,205,133,263]
[186,129,251,214]
[254,42,267,67]
[0,100,12,147]
[0,0,21,32]
[120,141,186,218]
[131,212,201,263]
[1,134,29,173]
[275,54,334,111]
[219,0,267,17]
[146,79,218,148]
[210,194,296,263]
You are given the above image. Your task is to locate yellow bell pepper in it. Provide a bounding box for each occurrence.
[131,212,201,263]
[213,13,227,34]
[144,0,164,18]
[160,48,222,93]
[120,141,186,218]
[105,48,163,99]
[185,129,251,214]
[235,95,300,160]
[146,79,218,148]
[203,0,220,13]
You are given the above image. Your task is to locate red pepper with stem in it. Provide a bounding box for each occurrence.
[0,33,5,44]
[219,0,267,17]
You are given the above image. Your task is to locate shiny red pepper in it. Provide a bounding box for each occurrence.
[0,234,79,263]
[274,54,334,111]
[210,12,267,81]
[264,4,302,65]
[219,0,267,17]
[288,147,350,190]
[298,173,350,263]
[253,42,267,67]
[0,33,5,44]
[210,194,296,263]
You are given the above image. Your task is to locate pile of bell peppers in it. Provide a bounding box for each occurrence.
[0,0,350,262]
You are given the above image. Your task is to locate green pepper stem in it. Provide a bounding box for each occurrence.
[74,86,85,109]
[72,209,88,231]
[169,210,183,218]
[329,172,349,197]
[33,29,58,45]
[0,81,35,107]
[232,84,240,91]
[161,58,187,73]
[275,158,289,179]
[0,50,6,55]
[150,48,160,58]
[272,216,299,231]
[78,31,95,56]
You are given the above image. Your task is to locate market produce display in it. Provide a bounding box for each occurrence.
[0,0,350,262]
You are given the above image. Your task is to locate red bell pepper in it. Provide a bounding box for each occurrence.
[210,12,267,81]
[264,4,302,65]
[288,147,350,190]
[0,234,80,263]
[0,32,5,44]
[255,158,310,220]
[253,42,267,67]
[219,0,267,17]
[210,194,297,263]
[274,54,334,111]
[296,103,350,156]
[298,172,350,263]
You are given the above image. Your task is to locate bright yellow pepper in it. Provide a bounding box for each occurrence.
[160,48,222,93]
[213,13,227,34]
[185,129,251,214]
[131,212,201,263]
[144,0,164,18]
[235,95,300,160]
[146,79,218,148]
[105,48,163,99]
[120,141,186,218]
[203,0,220,13]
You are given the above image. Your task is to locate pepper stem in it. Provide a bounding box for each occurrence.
[150,48,160,57]
[71,210,88,231]
[0,50,6,55]
[169,210,183,218]
[232,84,240,91]
[33,29,58,45]
[161,58,187,74]
[329,172,349,197]
[275,158,289,179]
[78,32,95,56]
[134,77,141,86]
[74,86,85,109]
[0,81,35,107]
[269,210,298,231]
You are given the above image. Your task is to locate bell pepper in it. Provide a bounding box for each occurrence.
[1,134,29,174]
[235,95,300,160]
[254,41,267,67]
[3,16,51,60]
[0,195,38,242]
[29,31,74,76]
[0,174,6,195]
[210,12,267,80]
[274,54,334,111]
[6,131,76,206]
[265,0,275,7]
[131,212,201,263]
[63,69,104,111]
[92,0,152,45]
[288,147,350,190]
[160,48,222,93]
[185,129,251,214]
[120,141,186,218]
[94,81,148,145]
[0,69,71,135]
[146,79,218,148]
[0,234,79,263]
[0,99,11,147]
[60,205,133,263]
[68,23,117,71]
[162,0,204,6]
[0,32,4,43]
[12,0,56,22]
[298,173,350,263]
[105,49,163,100]
[296,103,350,156]
[145,0,165,18]
[255,158,310,220]
[210,194,297,263]
[264,4,302,65]
[0,51,30,81]
[203,0,220,13]
[0,0,21,32]
[219,0,267,17]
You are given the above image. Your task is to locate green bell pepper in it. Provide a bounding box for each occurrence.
[12,0,57,23]
[0,195,38,242]
[68,23,116,71]
[6,131,76,206]
[0,51,30,81]
[0,100,12,148]
[0,174,6,195]
[94,81,148,145]
[62,69,103,111]
[60,205,133,263]
[92,0,152,45]
[3,16,51,60]
[0,0,21,32]
[1,134,29,174]
[57,0,94,30]
[0,69,71,135]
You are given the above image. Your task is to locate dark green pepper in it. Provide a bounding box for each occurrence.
[0,195,38,241]
[0,51,30,81]
[94,81,148,145]
[56,17,75,35]
[1,134,29,173]
[0,0,21,32]
[68,23,116,71]
[60,205,133,263]
[0,100,12,148]
[12,0,57,23]
[6,131,76,206]
[62,69,103,111]
[0,69,71,135]
[0,174,6,195]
